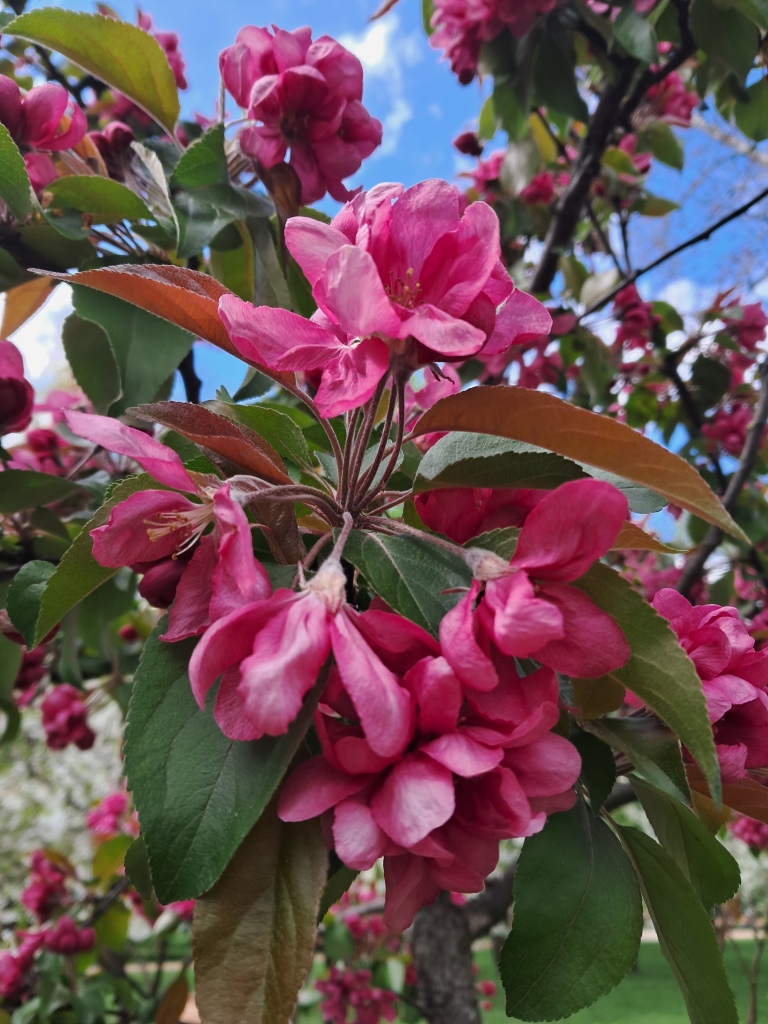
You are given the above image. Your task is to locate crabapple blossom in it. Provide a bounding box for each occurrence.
[43,917,97,956]
[653,589,768,780]
[0,77,86,151]
[316,967,398,1024]
[21,852,71,923]
[0,340,34,435]
[430,0,565,83]
[729,814,768,850]
[612,284,659,352]
[441,479,630,680]
[415,487,544,544]
[220,25,382,204]
[220,180,551,416]
[642,70,698,126]
[519,171,556,206]
[189,560,414,758]
[65,411,271,640]
[279,650,580,929]
[702,402,755,457]
[40,685,95,752]
[13,647,47,707]
[722,300,768,351]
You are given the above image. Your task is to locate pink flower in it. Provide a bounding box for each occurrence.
[519,171,556,206]
[42,916,96,955]
[220,25,382,204]
[0,340,34,435]
[88,121,135,181]
[729,814,768,850]
[13,647,47,707]
[86,792,134,838]
[617,134,652,177]
[644,70,698,127]
[0,77,86,151]
[20,851,70,922]
[441,480,631,680]
[461,150,505,201]
[189,562,415,757]
[723,300,768,351]
[138,11,187,90]
[280,651,580,930]
[220,180,550,416]
[415,487,544,544]
[23,152,58,195]
[65,411,270,640]
[653,590,768,780]
[40,685,95,752]
[612,284,659,351]
[702,402,755,458]
[430,0,565,83]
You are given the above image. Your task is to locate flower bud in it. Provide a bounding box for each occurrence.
[0,340,34,435]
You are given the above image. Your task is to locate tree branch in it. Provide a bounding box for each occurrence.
[177,349,201,404]
[412,893,482,1024]
[583,184,768,319]
[677,361,768,597]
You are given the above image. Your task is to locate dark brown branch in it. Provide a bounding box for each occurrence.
[677,362,768,597]
[178,349,202,404]
[466,865,516,939]
[531,61,636,294]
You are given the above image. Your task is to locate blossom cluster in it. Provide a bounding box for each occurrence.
[653,590,768,781]
[220,25,382,204]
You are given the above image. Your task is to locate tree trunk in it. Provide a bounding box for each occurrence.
[412,893,481,1024]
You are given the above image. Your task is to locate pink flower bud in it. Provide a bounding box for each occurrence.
[0,340,34,434]
[40,684,95,751]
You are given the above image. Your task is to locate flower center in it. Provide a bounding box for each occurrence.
[143,500,214,556]
[386,268,422,310]
[279,110,312,141]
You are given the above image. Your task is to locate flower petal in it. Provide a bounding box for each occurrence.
[219,294,341,371]
[278,757,369,820]
[314,245,401,339]
[313,337,390,418]
[371,753,455,847]
[66,411,194,492]
[333,799,388,869]
[532,582,630,678]
[512,479,628,582]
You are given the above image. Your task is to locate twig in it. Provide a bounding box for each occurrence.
[677,361,768,596]
[582,183,768,319]
[178,350,201,404]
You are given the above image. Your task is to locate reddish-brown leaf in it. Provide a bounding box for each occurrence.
[155,974,189,1024]
[571,677,626,719]
[687,765,768,823]
[612,522,682,554]
[413,387,747,543]
[1,277,57,337]
[39,264,235,352]
[134,402,291,485]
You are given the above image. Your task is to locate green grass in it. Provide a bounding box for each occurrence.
[303,940,767,1023]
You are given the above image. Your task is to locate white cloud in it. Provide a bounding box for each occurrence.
[4,283,72,391]
[339,16,423,157]
[656,277,715,315]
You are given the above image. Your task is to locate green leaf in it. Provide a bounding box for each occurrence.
[631,778,740,907]
[636,194,680,217]
[573,730,616,811]
[211,400,311,468]
[0,635,23,704]
[478,95,497,141]
[33,474,158,646]
[194,808,327,1024]
[691,355,731,411]
[250,218,291,308]
[124,623,322,903]
[585,716,689,803]
[6,8,180,134]
[735,75,768,141]
[422,0,435,34]
[533,35,588,120]
[341,530,470,636]
[573,562,720,802]
[174,194,235,259]
[643,121,685,169]
[493,77,528,141]
[619,826,738,1024]
[170,124,228,189]
[72,285,192,416]
[210,221,255,302]
[0,469,87,515]
[500,800,642,1021]
[613,6,658,62]
[62,313,122,414]
[413,431,586,493]
[124,836,153,901]
[691,0,758,79]
[319,863,359,921]
[45,176,153,225]
[7,561,56,648]
[0,123,34,221]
